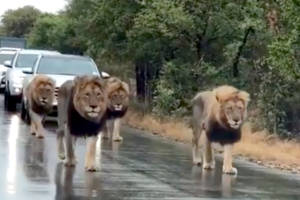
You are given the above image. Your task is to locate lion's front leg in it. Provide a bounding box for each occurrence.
[57,125,65,160]
[192,125,202,165]
[222,144,237,175]
[112,118,123,142]
[64,124,77,167]
[85,136,100,172]
[102,121,110,139]
[29,110,45,138]
[202,132,215,170]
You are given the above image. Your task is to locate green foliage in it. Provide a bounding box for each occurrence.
[1,6,42,37]
[4,0,300,136]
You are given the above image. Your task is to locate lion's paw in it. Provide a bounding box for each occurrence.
[36,134,44,139]
[203,162,215,170]
[85,164,100,172]
[222,166,238,175]
[113,136,123,142]
[64,158,77,167]
[58,153,66,160]
[193,158,202,166]
[102,135,110,139]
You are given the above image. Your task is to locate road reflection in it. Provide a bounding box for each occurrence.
[23,134,49,183]
[6,115,19,194]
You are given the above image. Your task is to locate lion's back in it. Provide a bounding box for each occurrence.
[57,80,74,127]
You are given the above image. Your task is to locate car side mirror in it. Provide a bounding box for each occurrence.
[22,68,33,74]
[4,60,12,68]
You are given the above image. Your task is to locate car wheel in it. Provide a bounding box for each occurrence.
[4,89,17,112]
[20,99,30,124]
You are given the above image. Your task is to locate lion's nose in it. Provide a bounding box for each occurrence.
[90,105,97,109]
[41,97,46,101]
[233,118,239,123]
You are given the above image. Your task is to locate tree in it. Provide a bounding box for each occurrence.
[1,6,42,38]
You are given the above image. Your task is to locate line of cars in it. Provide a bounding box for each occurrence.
[0,48,110,122]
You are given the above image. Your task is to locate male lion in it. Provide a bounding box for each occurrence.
[25,74,55,138]
[56,75,108,172]
[191,85,250,175]
[102,77,129,142]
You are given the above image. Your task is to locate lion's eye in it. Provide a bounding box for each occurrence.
[97,93,101,97]
[85,93,89,98]
[227,107,232,111]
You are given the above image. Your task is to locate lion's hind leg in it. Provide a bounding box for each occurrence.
[112,118,123,142]
[102,121,110,139]
[222,144,237,175]
[85,136,100,172]
[57,125,65,160]
[202,131,215,170]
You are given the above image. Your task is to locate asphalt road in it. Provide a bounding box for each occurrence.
[0,95,299,199]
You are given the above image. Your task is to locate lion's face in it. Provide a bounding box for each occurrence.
[108,89,129,111]
[33,81,55,106]
[222,98,246,129]
[73,76,107,121]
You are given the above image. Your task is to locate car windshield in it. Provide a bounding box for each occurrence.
[15,54,38,68]
[0,53,14,64]
[36,57,97,75]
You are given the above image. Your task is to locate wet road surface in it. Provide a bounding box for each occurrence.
[0,96,299,199]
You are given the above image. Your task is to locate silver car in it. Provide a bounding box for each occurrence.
[0,50,16,90]
[3,49,61,111]
[21,53,110,123]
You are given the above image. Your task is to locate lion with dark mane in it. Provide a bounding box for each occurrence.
[56,75,108,172]
[191,85,250,175]
[102,76,129,142]
[25,74,55,138]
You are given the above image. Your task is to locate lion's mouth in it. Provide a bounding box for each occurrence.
[87,112,99,118]
[114,105,123,111]
[228,121,241,129]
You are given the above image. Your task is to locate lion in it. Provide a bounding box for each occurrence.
[56,75,108,172]
[101,76,129,142]
[190,85,250,175]
[24,74,56,138]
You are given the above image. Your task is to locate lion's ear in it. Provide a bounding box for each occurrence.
[238,91,250,107]
[121,81,130,95]
[92,76,106,89]
[74,76,86,88]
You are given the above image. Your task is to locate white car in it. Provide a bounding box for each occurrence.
[3,49,61,111]
[0,50,16,90]
[20,53,110,123]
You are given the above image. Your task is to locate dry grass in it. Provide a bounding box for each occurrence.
[124,110,300,172]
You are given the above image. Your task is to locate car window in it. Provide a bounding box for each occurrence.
[0,53,15,64]
[15,54,38,68]
[36,57,98,75]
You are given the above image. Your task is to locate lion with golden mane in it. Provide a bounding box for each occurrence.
[56,75,108,172]
[102,76,129,142]
[190,85,250,175]
[25,74,56,138]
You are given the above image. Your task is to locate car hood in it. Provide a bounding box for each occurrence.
[42,74,76,87]
[38,72,109,87]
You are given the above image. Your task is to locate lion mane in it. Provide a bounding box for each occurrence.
[190,85,250,174]
[25,74,56,115]
[56,75,108,172]
[102,76,130,141]
[25,74,55,138]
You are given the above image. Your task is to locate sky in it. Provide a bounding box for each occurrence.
[0,0,67,16]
